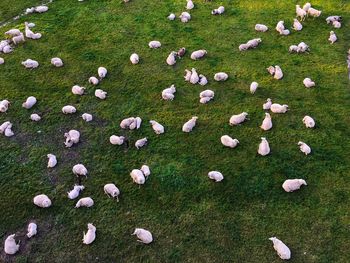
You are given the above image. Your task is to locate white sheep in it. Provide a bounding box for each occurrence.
[179,12,191,23]
[303,78,315,88]
[0,121,11,134]
[220,135,239,148]
[199,89,214,104]
[75,197,94,208]
[64,130,80,147]
[98,67,107,79]
[326,16,342,24]
[4,124,14,137]
[110,135,125,145]
[72,164,88,177]
[166,51,177,66]
[297,42,309,53]
[2,45,13,54]
[332,21,341,28]
[186,0,194,10]
[141,165,151,178]
[132,228,153,244]
[62,105,76,114]
[184,69,192,81]
[329,31,337,44]
[67,185,85,199]
[72,85,85,95]
[27,223,37,238]
[104,184,120,201]
[298,141,311,155]
[33,194,52,208]
[0,58,4,65]
[22,59,39,69]
[250,82,258,94]
[162,84,176,100]
[275,21,285,34]
[303,2,311,11]
[302,115,315,128]
[4,234,20,255]
[296,5,307,21]
[308,7,321,17]
[255,24,268,32]
[135,137,148,149]
[47,154,57,168]
[150,120,165,134]
[198,74,208,86]
[168,13,176,20]
[274,66,283,80]
[130,169,146,185]
[0,99,10,112]
[182,116,198,132]
[83,224,96,245]
[258,137,270,156]
[214,72,228,81]
[35,6,49,13]
[148,40,161,49]
[22,96,37,109]
[267,66,275,76]
[190,68,199,84]
[0,40,10,51]
[82,113,93,122]
[292,19,303,31]
[51,57,63,67]
[208,171,224,182]
[270,103,288,113]
[89,76,99,85]
[191,50,207,60]
[229,112,248,125]
[289,45,298,53]
[5,29,21,37]
[30,113,41,122]
[212,6,225,15]
[130,53,139,64]
[239,38,262,50]
[269,237,291,260]
[135,117,142,129]
[95,89,107,99]
[120,117,135,129]
[260,113,272,131]
[12,33,25,45]
[263,98,272,110]
[24,22,42,39]
[282,179,307,192]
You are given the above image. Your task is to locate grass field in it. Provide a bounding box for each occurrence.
[0,0,349,262]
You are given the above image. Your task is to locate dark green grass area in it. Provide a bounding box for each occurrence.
[0,0,349,262]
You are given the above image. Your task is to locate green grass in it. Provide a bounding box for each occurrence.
[0,0,349,262]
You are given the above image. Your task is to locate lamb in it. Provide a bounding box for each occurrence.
[282,179,307,192]
[179,12,191,23]
[274,66,283,80]
[67,185,85,199]
[132,228,153,244]
[12,33,25,45]
[166,51,177,66]
[51,57,63,67]
[302,115,315,128]
[212,6,225,15]
[296,5,307,21]
[208,171,224,182]
[177,47,186,57]
[72,85,85,95]
[308,7,321,17]
[150,120,165,134]
[35,6,49,13]
[258,137,270,156]
[33,194,52,208]
[186,0,194,10]
[75,197,94,208]
[62,105,76,114]
[72,164,88,177]
[250,82,258,94]
[4,234,20,255]
[83,224,96,245]
[162,84,176,100]
[0,99,10,112]
[220,135,239,148]
[297,42,309,53]
[130,53,139,64]
[47,154,57,168]
[303,2,311,11]
[260,113,272,131]
[303,78,315,88]
[168,13,176,20]
[98,67,107,79]
[182,116,198,132]
[30,113,41,122]
[198,74,208,86]
[141,165,151,178]
[22,59,39,69]
[255,24,268,32]
[269,237,291,260]
[104,184,120,201]
[199,89,214,104]
[190,68,199,84]
[89,76,99,85]
[5,29,21,37]
[130,169,146,185]
[214,72,228,81]
[0,121,11,134]
[95,89,107,99]
[292,19,303,31]
[329,31,337,44]
[82,113,93,122]
[148,41,161,49]
[64,130,80,147]
[229,112,248,125]
[22,96,37,109]
[270,103,288,113]
[190,50,207,60]
[263,98,272,110]
[27,223,37,238]
[298,141,311,155]
[109,135,125,145]
[135,137,148,149]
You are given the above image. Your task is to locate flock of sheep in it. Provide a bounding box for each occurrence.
[0,0,344,260]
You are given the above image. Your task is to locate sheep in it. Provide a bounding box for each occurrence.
[27,22,36,28]
[329,31,337,44]
[250,82,258,94]
[72,85,85,95]
[211,6,225,15]
[120,117,135,129]
[5,29,21,37]
[220,135,239,148]
[260,113,272,131]
[177,47,186,57]
[332,21,341,28]
[303,2,311,11]
[62,105,76,114]
[82,113,93,122]
[51,57,63,67]
[83,224,96,245]
[130,53,139,64]
[239,38,262,50]
[75,197,94,208]
[2,45,13,54]
[162,84,176,100]
[132,228,153,244]
[326,16,342,24]
[110,135,125,145]
[269,237,291,260]
[282,179,307,192]
[190,68,199,84]
[98,67,107,79]
[198,74,208,86]
[72,164,88,177]
[255,24,268,32]
[296,5,307,21]
[184,69,192,81]
[30,113,41,122]
[275,21,285,34]
[22,59,39,69]
[263,98,272,110]
[22,96,37,109]
[136,117,142,129]
[135,137,148,149]
[25,23,41,39]
[303,78,315,88]
[141,165,151,178]
[27,223,37,238]
[104,184,120,201]
[150,120,165,134]
[229,112,248,125]
[95,89,107,99]
[33,194,52,208]
[148,41,161,49]
[182,116,198,132]
[208,171,224,182]
[179,12,191,23]
[258,137,270,156]
[274,66,283,80]
[308,7,321,17]
[292,19,303,31]
[47,154,57,168]
[35,6,49,13]
[239,43,250,51]
[89,76,99,85]
[214,72,228,81]
[130,169,146,185]
[267,66,275,76]
[26,7,35,14]
[0,121,11,134]
[270,103,288,113]
[0,99,10,112]
[302,115,315,128]
[0,40,10,51]
[4,124,14,137]
[298,141,311,155]
[64,130,80,147]
[186,0,194,10]
[297,42,309,53]
[289,45,298,53]
[166,51,177,66]
[4,234,20,255]
[12,33,25,45]
[168,13,176,20]
[199,89,214,104]
[190,50,207,60]
[67,185,85,200]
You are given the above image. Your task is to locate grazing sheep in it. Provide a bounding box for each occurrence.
[275,21,286,34]
[220,135,239,148]
[303,78,315,88]
[289,45,298,53]
[190,50,207,60]
[135,137,148,149]
[184,69,192,81]
[67,185,85,200]
[98,67,107,79]
[141,165,151,178]
[298,141,311,155]
[95,89,107,99]
[260,113,272,131]
[162,84,176,100]
[62,105,76,114]
[47,154,57,168]
[75,197,94,208]
[282,179,307,192]
[0,57,4,64]
[109,135,125,145]
[72,164,88,177]
[177,47,186,57]
[130,169,145,185]
[302,115,315,128]
[186,0,194,10]
[0,99,10,112]
[270,103,288,113]
[239,38,262,50]
[72,85,85,95]
[166,51,177,66]
[0,121,11,134]
[208,171,224,182]
[269,237,291,260]
[82,113,93,122]
[104,184,120,201]
[132,228,153,244]
[274,66,283,80]
[148,41,161,49]
[182,116,198,132]
[297,42,310,53]
[35,6,49,13]
[4,234,20,255]
[22,59,39,69]
[308,7,321,17]
[326,16,342,24]
[83,224,96,245]
[263,98,272,110]
[22,96,37,109]
[130,53,139,64]
[12,33,25,45]
[303,2,311,11]
[33,194,52,208]
[190,68,199,84]
[250,82,258,94]
[89,77,99,85]
[258,137,270,156]
[179,12,191,23]
[296,5,307,21]
[168,13,176,20]
[211,6,225,15]
[329,31,337,44]
[292,19,303,31]
[255,24,268,32]
[229,112,248,125]
[214,72,228,81]
[198,74,208,86]
[27,223,37,238]
[5,29,21,37]
[30,113,41,122]
[64,130,80,147]
[150,120,165,134]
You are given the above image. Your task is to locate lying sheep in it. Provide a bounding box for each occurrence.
[72,85,85,95]
[297,42,310,53]
[75,197,94,208]
[5,29,21,37]
[282,179,307,192]
[35,6,49,13]
[130,53,139,64]
[329,31,337,44]
[27,223,37,238]
[4,234,20,255]
[30,113,41,122]
[292,19,303,31]
[132,228,153,244]
[186,0,194,10]
[22,59,39,69]
[212,6,225,15]
[149,40,161,49]
[0,121,11,134]
[51,57,63,67]
[326,16,342,24]
[229,112,248,125]
[239,38,262,51]
[260,113,272,131]
[33,194,52,208]
[0,99,10,112]
[168,13,176,20]
[141,165,151,178]
[250,82,258,94]
[289,45,298,53]
[199,89,214,104]
[302,115,315,128]
[12,33,25,45]
[191,50,207,60]
[258,137,270,156]
[220,135,239,148]
[166,51,177,66]
[95,89,107,99]
[332,21,341,28]
[184,69,192,81]
[150,120,165,134]
[198,74,208,86]
[162,84,176,100]
[67,185,85,199]
[255,24,268,32]
[120,117,135,129]
[182,116,198,132]
[89,77,99,85]
[4,123,14,137]
[110,135,125,145]
[130,169,145,185]
[208,171,224,182]
[62,105,76,114]
[263,98,272,110]
[135,137,148,149]
[83,224,96,245]
[190,68,199,84]
[308,7,321,17]
[72,164,88,177]
[296,5,307,21]
[82,113,93,122]
[298,141,311,155]
[179,12,191,23]
[2,45,13,54]
[104,184,120,201]
[275,21,289,35]
[274,66,283,79]
[98,67,107,79]
[214,72,228,81]
[303,78,315,88]
[270,103,288,113]
[24,22,41,39]
[22,96,37,109]
[269,237,291,260]
[47,154,57,168]
[64,130,80,147]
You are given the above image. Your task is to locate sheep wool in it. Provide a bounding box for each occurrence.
[4,234,20,255]
[208,171,224,182]
[132,228,153,244]
[269,237,291,260]
[83,224,96,245]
